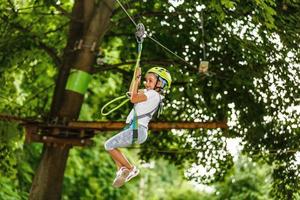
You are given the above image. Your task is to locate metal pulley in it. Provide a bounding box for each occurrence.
[135,23,145,43]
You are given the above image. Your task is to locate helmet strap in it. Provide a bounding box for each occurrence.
[158,77,167,88]
[154,76,166,93]
[154,79,161,92]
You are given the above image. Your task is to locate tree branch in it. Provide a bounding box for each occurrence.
[44,21,69,35]
[51,4,72,18]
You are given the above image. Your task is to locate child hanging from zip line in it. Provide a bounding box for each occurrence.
[104,66,172,188]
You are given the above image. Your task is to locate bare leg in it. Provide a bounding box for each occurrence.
[108,148,133,170]
[115,148,133,169]
[111,156,122,170]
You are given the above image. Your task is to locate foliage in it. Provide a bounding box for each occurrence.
[63,135,207,200]
[0,121,36,200]
[213,156,272,200]
[63,135,136,200]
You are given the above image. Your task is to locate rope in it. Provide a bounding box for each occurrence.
[100,95,129,116]
[145,33,194,68]
[201,10,206,60]
[100,23,144,116]
[129,41,143,95]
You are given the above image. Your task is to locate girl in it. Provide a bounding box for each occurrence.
[104,67,172,187]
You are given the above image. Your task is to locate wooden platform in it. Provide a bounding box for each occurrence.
[23,120,227,147]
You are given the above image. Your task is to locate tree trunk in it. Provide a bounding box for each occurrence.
[29,0,115,199]
[29,146,71,200]
[49,0,85,118]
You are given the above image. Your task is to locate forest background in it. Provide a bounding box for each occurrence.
[0,0,299,199]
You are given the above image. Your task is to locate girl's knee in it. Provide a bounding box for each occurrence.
[104,141,113,151]
[137,137,147,145]
[137,130,148,144]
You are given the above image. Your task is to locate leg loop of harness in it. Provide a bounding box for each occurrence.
[132,129,138,143]
[123,123,138,144]
[131,108,139,144]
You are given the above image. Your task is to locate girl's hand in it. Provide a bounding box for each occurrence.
[138,89,144,93]
[129,67,142,98]
[127,90,144,97]
[136,67,141,80]
[130,92,147,103]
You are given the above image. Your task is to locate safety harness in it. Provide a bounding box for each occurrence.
[127,94,162,143]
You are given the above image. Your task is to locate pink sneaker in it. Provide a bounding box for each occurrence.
[112,167,130,188]
[125,166,140,182]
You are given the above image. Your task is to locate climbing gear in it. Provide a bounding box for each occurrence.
[101,22,161,144]
[100,14,168,143]
[121,93,161,144]
[146,67,172,89]
[135,23,145,43]
[131,108,139,143]
[115,0,194,69]
[101,95,129,116]
[101,23,145,116]
[127,94,162,144]
[66,69,92,95]
[129,23,144,95]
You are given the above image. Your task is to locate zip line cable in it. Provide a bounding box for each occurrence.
[115,0,138,26]
[115,0,233,81]
[115,0,194,69]
[145,33,194,68]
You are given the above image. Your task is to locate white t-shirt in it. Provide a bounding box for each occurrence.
[126,89,162,127]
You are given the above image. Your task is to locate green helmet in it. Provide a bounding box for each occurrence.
[147,67,172,89]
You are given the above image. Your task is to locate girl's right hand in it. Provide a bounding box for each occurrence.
[136,67,142,83]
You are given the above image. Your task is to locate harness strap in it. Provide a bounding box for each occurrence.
[130,95,162,143]
[132,108,139,142]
